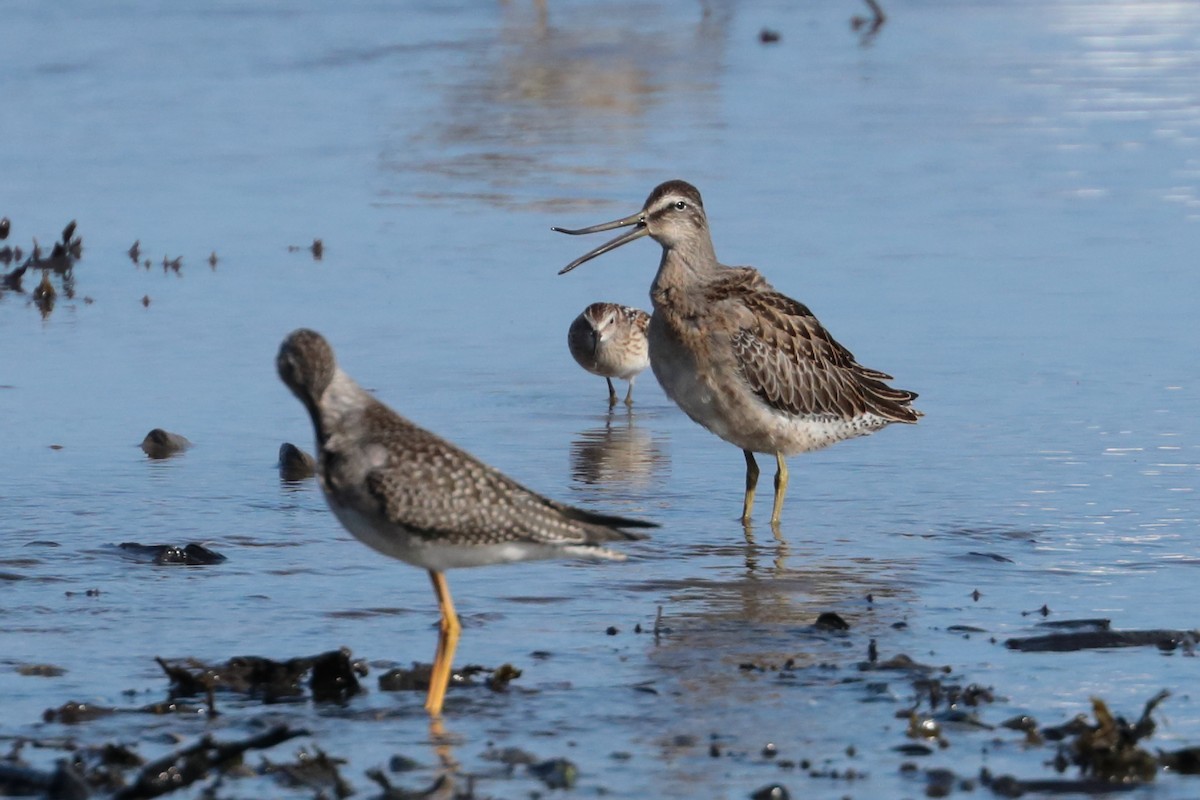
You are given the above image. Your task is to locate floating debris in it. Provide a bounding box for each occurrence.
[984,691,1174,795]
[141,294,151,307]
[528,758,577,790]
[208,251,218,269]
[487,662,522,692]
[0,756,90,798]
[112,725,308,800]
[851,0,886,44]
[366,770,454,800]
[1067,691,1167,782]
[128,239,141,263]
[0,217,9,239]
[1007,628,1198,653]
[758,28,781,44]
[378,661,519,697]
[42,701,120,724]
[261,746,352,798]
[1160,746,1200,775]
[0,218,82,315]
[33,271,55,316]
[140,428,190,459]
[288,238,324,260]
[2,261,26,290]
[1037,618,1111,631]
[858,652,950,675]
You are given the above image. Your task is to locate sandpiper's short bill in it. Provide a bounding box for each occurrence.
[567,302,651,407]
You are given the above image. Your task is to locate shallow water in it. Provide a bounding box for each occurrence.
[3,0,1200,797]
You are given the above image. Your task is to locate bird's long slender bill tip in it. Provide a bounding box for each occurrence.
[554,222,649,276]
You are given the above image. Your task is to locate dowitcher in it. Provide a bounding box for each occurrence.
[277,329,653,716]
[554,180,921,526]
[567,302,651,407]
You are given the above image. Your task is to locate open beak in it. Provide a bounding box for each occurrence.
[552,211,650,274]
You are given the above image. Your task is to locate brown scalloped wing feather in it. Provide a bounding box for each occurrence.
[711,272,921,423]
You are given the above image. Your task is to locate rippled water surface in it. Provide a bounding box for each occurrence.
[3,0,1200,797]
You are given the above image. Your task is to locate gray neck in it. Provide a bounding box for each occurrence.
[651,235,720,303]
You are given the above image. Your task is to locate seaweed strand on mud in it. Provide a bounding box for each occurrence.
[111,725,309,800]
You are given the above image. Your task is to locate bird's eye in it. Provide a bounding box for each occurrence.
[674,201,687,210]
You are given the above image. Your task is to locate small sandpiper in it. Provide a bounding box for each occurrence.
[567,302,651,407]
[277,328,654,716]
[554,180,921,526]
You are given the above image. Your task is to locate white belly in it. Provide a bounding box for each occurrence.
[648,312,891,456]
[324,493,599,572]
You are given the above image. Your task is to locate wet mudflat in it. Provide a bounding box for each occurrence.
[3,0,1200,797]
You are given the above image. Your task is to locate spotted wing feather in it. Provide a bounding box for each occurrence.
[356,403,651,547]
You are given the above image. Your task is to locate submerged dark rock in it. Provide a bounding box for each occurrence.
[749,784,790,800]
[814,611,850,631]
[118,542,227,566]
[278,442,316,481]
[158,649,365,705]
[140,428,190,459]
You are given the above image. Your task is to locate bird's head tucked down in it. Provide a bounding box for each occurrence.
[277,328,337,414]
[583,302,623,345]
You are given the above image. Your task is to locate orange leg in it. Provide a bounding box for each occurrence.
[425,570,461,717]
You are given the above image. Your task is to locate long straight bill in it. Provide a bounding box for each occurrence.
[552,213,649,274]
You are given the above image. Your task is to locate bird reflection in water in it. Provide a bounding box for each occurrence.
[570,409,668,494]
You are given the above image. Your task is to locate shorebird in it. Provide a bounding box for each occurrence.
[277,329,654,716]
[554,180,921,526]
[567,302,651,407]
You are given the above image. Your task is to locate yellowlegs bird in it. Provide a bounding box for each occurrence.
[277,329,653,716]
[567,302,651,407]
[554,180,921,526]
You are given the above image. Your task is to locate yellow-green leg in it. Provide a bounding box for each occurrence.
[770,452,789,526]
[623,378,635,407]
[605,377,618,407]
[741,450,760,523]
[425,570,461,717]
